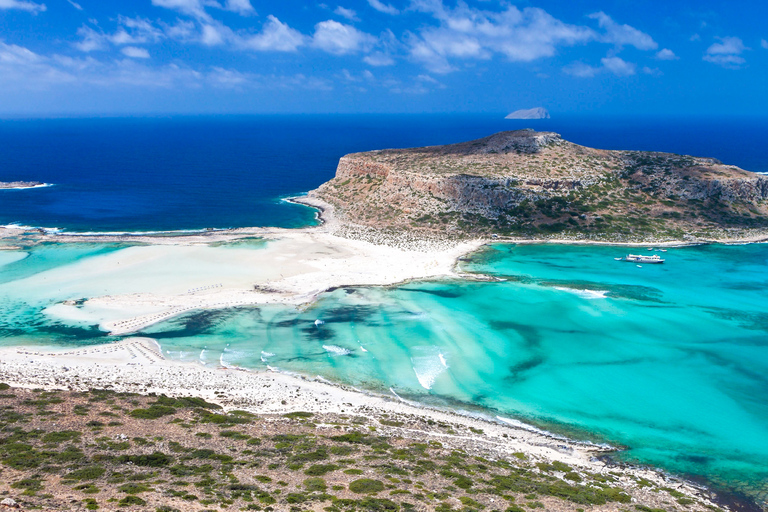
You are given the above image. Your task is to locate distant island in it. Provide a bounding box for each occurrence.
[505,107,550,119]
[310,129,768,242]
[0,180,48,189]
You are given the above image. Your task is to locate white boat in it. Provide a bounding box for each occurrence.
[618,254,665,264]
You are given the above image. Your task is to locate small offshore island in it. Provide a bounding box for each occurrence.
[1,131,767,512]
[0,180,48,190]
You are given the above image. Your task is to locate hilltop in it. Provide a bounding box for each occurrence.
[309,129,768,242]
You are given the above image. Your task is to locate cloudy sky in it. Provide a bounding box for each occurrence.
[1,0,765,115]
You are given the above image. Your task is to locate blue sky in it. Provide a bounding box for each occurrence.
[0,0,766,115]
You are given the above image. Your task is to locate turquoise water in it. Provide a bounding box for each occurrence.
[1,242,767,504]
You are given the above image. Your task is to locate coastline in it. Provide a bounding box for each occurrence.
[0,197,766,510]
[0,337,726,511]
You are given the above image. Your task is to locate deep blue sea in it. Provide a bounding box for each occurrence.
[1,115,766,232]
[1,115,768,507]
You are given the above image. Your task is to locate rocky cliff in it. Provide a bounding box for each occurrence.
[310,129,768,240]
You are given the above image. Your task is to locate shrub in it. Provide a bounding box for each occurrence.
[358,497,400,511]
[130,405,176,419]
[154,395,220,409]
[0,383,10,390]
[118,496,146,506]
[119,483,151,494]
[117,452,173,467]
[283,411,314,419]
[349,479,385,494]
[65,466,106,481]
[304,464,339,476]
[304,477,327,492]
[42,430,81,445]
[331,432,371,444]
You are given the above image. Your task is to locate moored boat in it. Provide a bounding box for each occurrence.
[617,254,665,264]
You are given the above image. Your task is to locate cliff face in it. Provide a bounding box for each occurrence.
[311,130,768,238]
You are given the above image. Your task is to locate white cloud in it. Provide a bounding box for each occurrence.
[312,20,376,55]
[201,24,227,46]
[151,0,254,20]
[563,56,637,77]
[241,15,305,52]
[0,40,43,65]
[761,39,768,50]
[704,36,747,68]
[121,46,150,59]
[601,56,635,75]
[655,48,677,60]
[407,3,594,73]
[334,6,358,21]
[74,26,107,52]
[75,17,166,52]
[0,0,45,13]
[223,0,254,15]
[563,61,597,78]
[0,39,337,94]
[151,0,211,20]
[588,12,657,50]
[642,66,662,76]
[367,0,398,15]
[364,51,395,66]
[112,16,165,44]
[67,0,82,10]
[163,19,196,40]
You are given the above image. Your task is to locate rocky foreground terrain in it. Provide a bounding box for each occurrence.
[310,130,768,242]
[0,383,727,512]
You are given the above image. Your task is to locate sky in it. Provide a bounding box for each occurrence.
[0,0,766,116]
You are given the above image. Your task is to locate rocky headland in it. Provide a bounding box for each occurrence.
[309,129,768,243]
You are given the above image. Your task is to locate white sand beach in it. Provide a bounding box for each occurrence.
[0,336,714,507]
[1,198,484,336]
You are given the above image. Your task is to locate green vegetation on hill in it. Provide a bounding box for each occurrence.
[0,383,722,512]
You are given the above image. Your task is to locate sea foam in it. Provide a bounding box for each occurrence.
[323,345,352,356]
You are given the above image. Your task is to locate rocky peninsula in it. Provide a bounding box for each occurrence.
[309,129,768,243]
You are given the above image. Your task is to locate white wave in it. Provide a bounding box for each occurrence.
[314,319,325,326]
[359,345,368,353]
[1,223,61,234]
[553,286,607,299]
[496,415,568,440]
[411,346,449,390]
[389,387,421,406]
[323,344,351,356]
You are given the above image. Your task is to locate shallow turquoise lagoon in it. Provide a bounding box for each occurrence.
[1,242,767,503]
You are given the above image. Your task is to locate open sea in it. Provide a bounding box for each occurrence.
[1,115,767,507]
